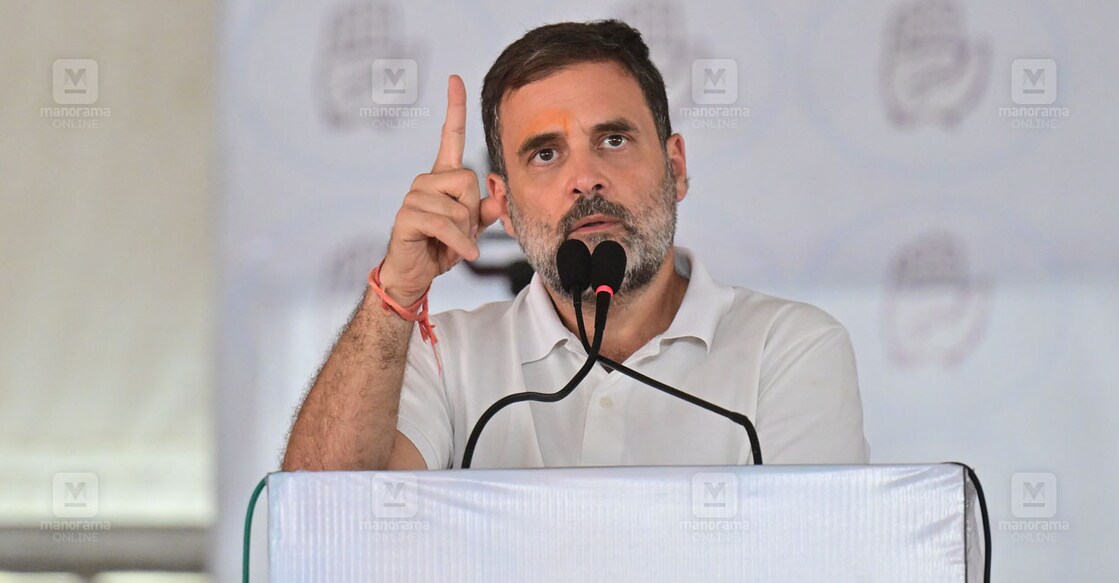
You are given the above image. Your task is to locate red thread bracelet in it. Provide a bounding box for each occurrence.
[368,260,441,372]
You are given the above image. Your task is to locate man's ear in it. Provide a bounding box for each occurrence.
[666,134,688,202]
[486,171,517,238]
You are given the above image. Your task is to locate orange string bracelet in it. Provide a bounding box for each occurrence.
[368,260,442,372]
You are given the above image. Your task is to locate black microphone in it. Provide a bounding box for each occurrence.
[557,238,592,296]
[557,238,594,352]
[567,246,764,465]
[588,240,626,344]
[459,239,623,468]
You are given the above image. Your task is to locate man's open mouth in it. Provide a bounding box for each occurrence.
[570,215,622,234]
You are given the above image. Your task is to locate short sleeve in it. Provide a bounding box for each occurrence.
[756,307,871,464]
[396,323,454,470]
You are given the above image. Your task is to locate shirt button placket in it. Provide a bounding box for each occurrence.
[580,374,628,465]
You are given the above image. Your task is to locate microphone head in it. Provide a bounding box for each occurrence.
[556,238,592,293]
[590,240,626,294]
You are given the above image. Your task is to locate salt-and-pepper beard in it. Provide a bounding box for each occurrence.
[506,163,678,302]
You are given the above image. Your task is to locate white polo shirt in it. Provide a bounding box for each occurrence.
[397,247,870,469]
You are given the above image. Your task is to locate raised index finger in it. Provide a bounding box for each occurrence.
[432,74,467,172]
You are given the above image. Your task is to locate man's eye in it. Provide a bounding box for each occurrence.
[603,135,628,149]
[532,149,556,163]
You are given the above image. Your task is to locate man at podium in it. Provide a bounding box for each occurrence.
[282,20,870,472]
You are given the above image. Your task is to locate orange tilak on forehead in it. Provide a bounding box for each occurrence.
[516,110,572,146]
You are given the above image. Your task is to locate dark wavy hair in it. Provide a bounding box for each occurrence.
[481,19,672,179]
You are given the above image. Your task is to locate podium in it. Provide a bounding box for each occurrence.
[267,464,986,582]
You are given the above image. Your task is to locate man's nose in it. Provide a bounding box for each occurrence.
[566,147,609,198]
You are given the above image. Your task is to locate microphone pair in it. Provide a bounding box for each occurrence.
[556,239,626,350]
[557,239,625,298]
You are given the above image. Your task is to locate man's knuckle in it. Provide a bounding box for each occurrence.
[401,190,423,209]
[450,204,470,223]
[445,169,475,191]
[430,214,454,233]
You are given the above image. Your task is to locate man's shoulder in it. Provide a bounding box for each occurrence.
[721,285,846,341]
[679,249,844,342]
[430,296,520,339]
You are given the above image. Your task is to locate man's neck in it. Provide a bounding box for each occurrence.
[547,247,690,363]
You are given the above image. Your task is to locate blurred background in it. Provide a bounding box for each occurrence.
[1,0,1115,581]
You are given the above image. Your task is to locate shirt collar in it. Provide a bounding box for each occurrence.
[658,247,736,352]
[515,247,735,364]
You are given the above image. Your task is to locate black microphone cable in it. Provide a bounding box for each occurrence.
[570,290,764,465]
[560,239,762,464]
[460,241,625,469]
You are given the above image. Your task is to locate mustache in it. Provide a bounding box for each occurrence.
[560,196,634,236]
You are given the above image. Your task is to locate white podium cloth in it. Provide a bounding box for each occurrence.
[268,464,984,582]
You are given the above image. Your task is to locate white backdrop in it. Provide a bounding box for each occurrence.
[215,0,1118,580]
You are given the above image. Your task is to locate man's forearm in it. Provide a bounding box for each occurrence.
[281,291,413,471]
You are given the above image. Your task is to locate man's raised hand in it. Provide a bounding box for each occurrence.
[379,75,503,305]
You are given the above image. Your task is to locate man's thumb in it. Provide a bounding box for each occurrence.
[478,197,504,231]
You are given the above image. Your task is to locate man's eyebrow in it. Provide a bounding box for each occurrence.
[517,132,564,159]
[592,117,639,135]
[515,118,641,160]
